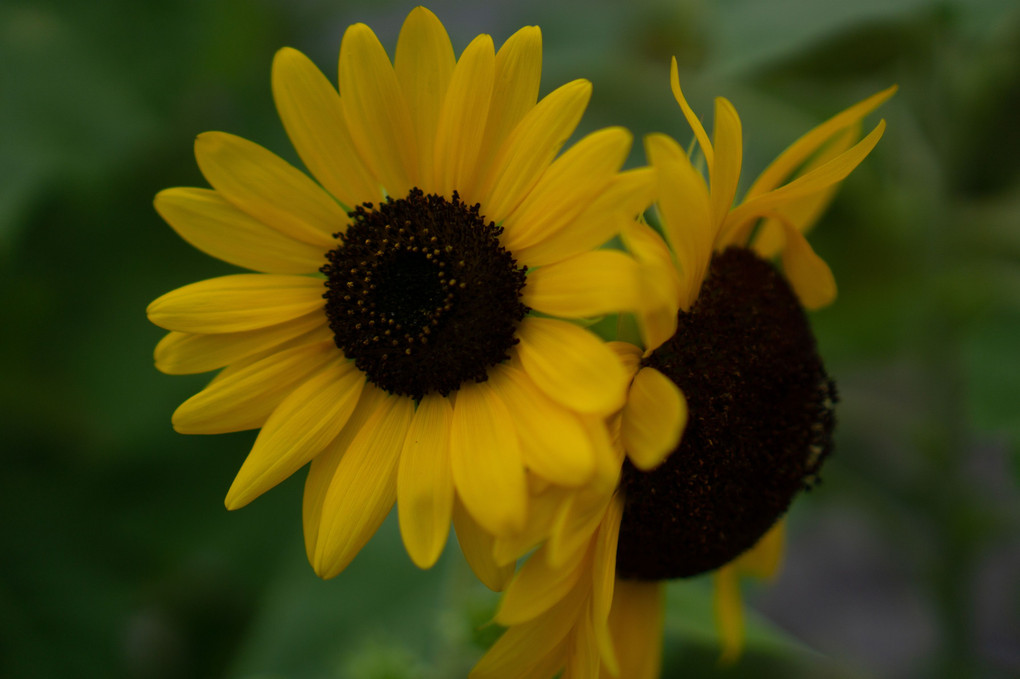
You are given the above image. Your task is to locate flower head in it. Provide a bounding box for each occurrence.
[147,7,655,580]
[471,61,894,678]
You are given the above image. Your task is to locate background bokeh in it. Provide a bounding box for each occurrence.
[2,0,1019,677]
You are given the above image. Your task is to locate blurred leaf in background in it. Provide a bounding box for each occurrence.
[1,0,1018,678]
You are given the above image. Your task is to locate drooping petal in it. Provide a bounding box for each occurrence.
[154,312,328,375]
[474,26,542,178]
[591,495,623,674]
[453,497,515,592]
[523,250,644,318]
[566,599,601,679]
[607,579,664,679]
[495,541,590,625]
[194,132,343,248]
[734,519,785,579]
[394,6,455,192]
[492,484,573,566]
[147,274,325,334]
[777,215,837,310]
[302,383,389,563]
[515,317,627,415]
[155,188,327,274]
[171,340,336,434]
[397,394,454,569]
[450,381,528,536]
[670,57,713,170]
[622,366,687,471]
[272,47,381,208]
[479,79,592,223]
[502,127,632,251]
[489,364,596,486]
[433,34,495,198]
[713,564,744,665]
[339,23,417,197]
[225,358,366,509]
[313,392,415,578]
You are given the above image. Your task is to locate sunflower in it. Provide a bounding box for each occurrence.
[146,7,657,581]
[470,60,895,678]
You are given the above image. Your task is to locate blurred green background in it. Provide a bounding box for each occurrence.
[2,0,1019,677]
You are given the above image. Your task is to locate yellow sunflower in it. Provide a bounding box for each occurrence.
[146,7,656,581]
[471,59,895,678]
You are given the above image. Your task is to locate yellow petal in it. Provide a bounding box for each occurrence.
[155,188,326,274]
[502,127,632,251]
[491,484,572,566]
[709,97,743,229]
[302,383,389,563]
[670,57,713,171]
[397,394,454,569]
[194,132,342,249]
[339,23,416,196]
[272,47,381,208]
[495,541,590,625]
[567,599,601,679]
[488,364,596,487]
[548,490,612,569]
[147,274,325,334]
[746,85,897,200]
[394,7,455,192]
[515,317,628,415]
[619,220,682,350]
[479,79,592,223]
[734,519,785,579]
[778,215,837,309]
[721,120,886,246]
[607,579,664,679]
[523,250,645,318]
[752,123,860,258]
[433,34,495,198]
[154,312,328,375]
[714,564,744,665]
[313,392,415,578]
[171,340,336,434]
[225,358,365,509]
[591,495,623,675]
[453,496,515,592]
[607,341,642,378]
[515,167,657,268]
[450,381,528,536]
[622,367,687,471]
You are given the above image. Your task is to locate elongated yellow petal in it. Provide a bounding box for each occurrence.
[622,367,687,471]
[516,317,627,415]
[496,541,590,625]
[394,7,455,192]
[453,497,515,592]
[433,34,495,198]
[172,339,336,434]
[607,580,664,679]
[502,127,632,251]
[225,358,365,509]
[155,188,326,274]
[516,167,657,268]
[194,132,342,249]
[488,364,596,487]
[619,220,682,351]
[339,23,416,196]
[721,120,886,246]
[567,599,601,679]
[397,394,454,569]
[670,57,713,171]
[450,381,528,536]
[777,215,837,309]
[592,495,623,675]
[523,250,644,318]
[709,97,743,232]
[147,274,325,334]
[714,564,744,665]
[474,25,542,179]
[492,484,572,566]
[753,123,860,257]
[313,392,414,578]
[746,85,897,200]
[302,383,389,562]
[479,79,592,223]
[734,520,785,579]
[272,47,381,208]
[154,312,328,375]
[548,490,612,569]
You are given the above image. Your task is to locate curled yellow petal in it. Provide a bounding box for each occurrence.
[622,367,687,471]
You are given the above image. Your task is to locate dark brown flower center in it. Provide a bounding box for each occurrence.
[321,189,528,400]
[616,246,836,580]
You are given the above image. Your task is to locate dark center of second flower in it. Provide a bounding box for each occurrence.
[615,246,837,580]
[321,189,528,400]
